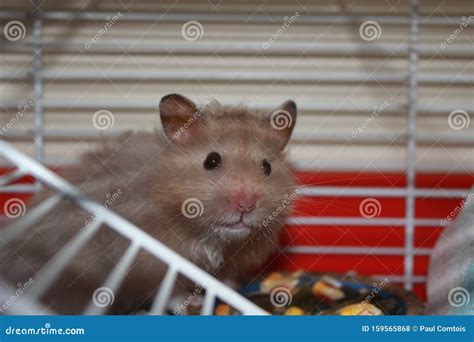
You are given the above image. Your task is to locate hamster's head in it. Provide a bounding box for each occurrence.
[154,94,298,243]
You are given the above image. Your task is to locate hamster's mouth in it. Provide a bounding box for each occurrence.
[222,220,250,230]
[216,215,253,240]
[221,213,256,229]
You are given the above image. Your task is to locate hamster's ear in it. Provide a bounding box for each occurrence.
[159,94,202,144]
[267,100,297,151]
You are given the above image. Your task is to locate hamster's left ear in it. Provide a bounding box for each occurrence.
[267,100,297,151]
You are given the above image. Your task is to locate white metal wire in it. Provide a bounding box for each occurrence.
[286,217,445,227]
[0,193,63,243]
[2,129,474,147]
[2,101,472,116]
[0,10,467,25]
[2,70,473,85]
[286,246,432,256]
[32,1,44,164]
[2,40,473,58]
[149,267,178,315]
[0,140,267,315]
[1,182,468,198]
[404,0,419,291]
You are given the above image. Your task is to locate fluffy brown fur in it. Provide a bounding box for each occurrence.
[0,94,297,314]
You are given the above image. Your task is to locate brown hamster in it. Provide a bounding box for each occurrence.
[0,94,298,314]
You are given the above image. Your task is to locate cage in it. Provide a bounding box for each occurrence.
[0,0,473,315]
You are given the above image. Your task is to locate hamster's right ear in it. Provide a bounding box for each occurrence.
[159,94,202,144]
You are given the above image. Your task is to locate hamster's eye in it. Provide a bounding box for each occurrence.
[204,152,221,170]
[262,159,272,176]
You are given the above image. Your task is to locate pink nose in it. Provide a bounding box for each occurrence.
[228,190,257,214]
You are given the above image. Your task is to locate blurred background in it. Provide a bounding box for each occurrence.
[1,0,473,302]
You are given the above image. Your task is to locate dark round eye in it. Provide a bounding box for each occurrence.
[204,152,221,170]
[262,159,271,176]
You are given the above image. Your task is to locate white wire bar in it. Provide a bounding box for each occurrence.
[297,186,469,198]
[377,275,426,284]
[1,41,472,58]
[0,169,26,187]
[2,159,472,174]
[0,182,469,199]
[2,129,474,147]
[404,0,420,291]
[2,101,472,116]
[0,193,63,243]
[32,3,44,164]
[83,242,141,315]
[286,217,442,227]
[285,246,432,256]
[0,285,54,315]
[200,290,216,316]
[0,184,37,193]
[2,70,473,85]
[149,267,178,315]
[0,10,468,25]
[0,216,450,229]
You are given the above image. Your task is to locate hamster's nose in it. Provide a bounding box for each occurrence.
[238,197,256,214]
[228,190,257,214]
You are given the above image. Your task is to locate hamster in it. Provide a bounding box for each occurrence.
[0,94,298,314]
